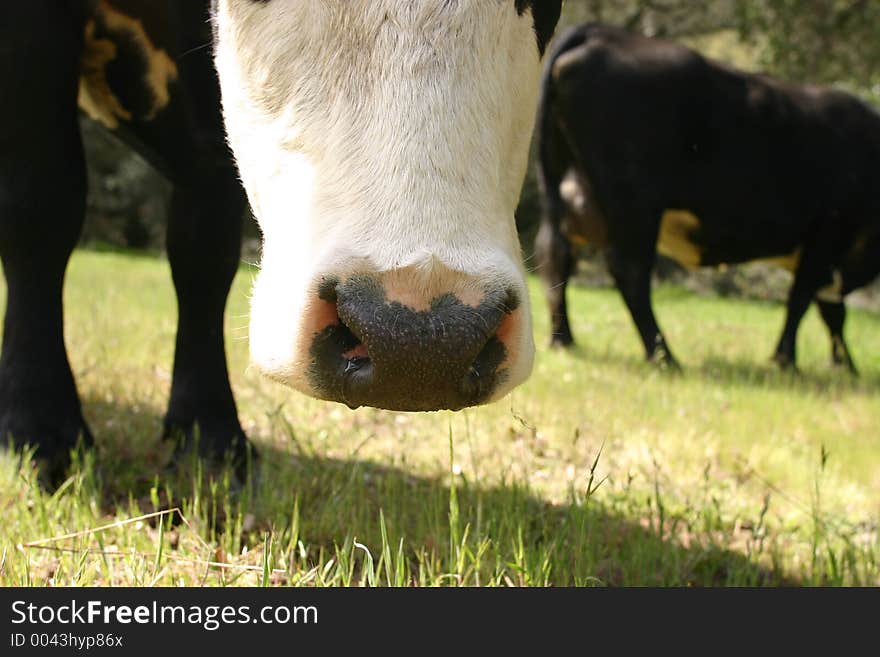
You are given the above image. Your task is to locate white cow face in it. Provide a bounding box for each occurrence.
[213,0,561,411]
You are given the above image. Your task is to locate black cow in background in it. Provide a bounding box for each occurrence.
[0,2,248,481]
[535,23,880,371]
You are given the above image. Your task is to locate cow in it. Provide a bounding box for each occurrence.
[535,23,880,372]
[0,1,562,482]
[212,0,563,408]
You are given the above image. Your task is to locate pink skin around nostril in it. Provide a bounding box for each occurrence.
[495,311,519,366]
[313,295,368,361]
[313,298,339,327]
[302,297,344,347]
[343,343,369,360]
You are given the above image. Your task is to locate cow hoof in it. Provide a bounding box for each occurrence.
[0,419,93,489]
[549,327,575,348]
[0,423,94,490]
[771,352,797,372]
[662,359,682,373]
[162,421,258,491]
[648,348,680,372]
[831,359,859,376]
[655,358,682,373]
[549,335,575,348]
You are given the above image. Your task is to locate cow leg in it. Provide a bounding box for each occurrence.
[535,221,575,346]
[772,252,830,370]
[0,4,91,482]
[111,9,256,475]
[164,162,250,470]
[814,229,880,374]
[606,246,678,367]
[535,92,577,348]
[816,300,857,373]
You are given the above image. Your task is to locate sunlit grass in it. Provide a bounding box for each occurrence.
[0,248,878,586]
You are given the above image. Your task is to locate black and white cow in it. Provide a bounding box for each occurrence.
[536,23,880,371]
[0,1,562,481]
[213,0,563,411]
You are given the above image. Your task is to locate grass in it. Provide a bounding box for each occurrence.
[0,248,878,586]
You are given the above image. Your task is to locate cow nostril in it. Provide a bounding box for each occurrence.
[461,364,483,403]
[460,333,507,404]
[343,356,368,376]
[335,318,371,410]
[342,342,369,362]
[341,355,372,410]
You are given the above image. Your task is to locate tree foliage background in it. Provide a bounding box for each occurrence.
[736,0,880,96]
[557,0,880,98]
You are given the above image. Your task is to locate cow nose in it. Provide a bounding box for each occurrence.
[308,274,520,411]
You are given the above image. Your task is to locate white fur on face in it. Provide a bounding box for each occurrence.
[214,0,544,404]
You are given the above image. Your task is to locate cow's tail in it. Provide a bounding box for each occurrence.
[535,25,589,227]
[534,25,589,274]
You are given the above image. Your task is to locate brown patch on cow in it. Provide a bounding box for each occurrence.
[816,269,844,303]
[78,0,178,128]
[79,18,133,129]
[657,209,702,269]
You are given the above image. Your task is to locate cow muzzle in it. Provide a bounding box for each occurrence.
[300,272,522,412]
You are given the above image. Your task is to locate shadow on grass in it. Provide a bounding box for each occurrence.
[17,395,799,587]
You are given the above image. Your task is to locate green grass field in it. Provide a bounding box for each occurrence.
[1,248,878,586]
